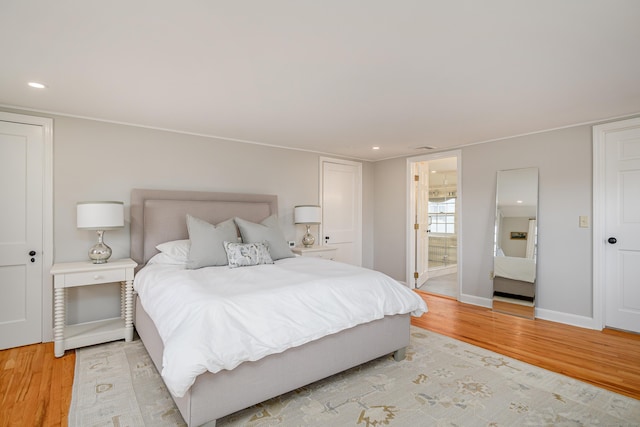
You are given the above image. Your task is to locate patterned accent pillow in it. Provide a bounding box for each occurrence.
[223,241,274,268]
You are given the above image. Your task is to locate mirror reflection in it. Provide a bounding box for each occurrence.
[493,167,538,317]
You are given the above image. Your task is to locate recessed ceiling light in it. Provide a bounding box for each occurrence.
[28,82,47,89]
[372,146,380,150]
[516,200,523,204]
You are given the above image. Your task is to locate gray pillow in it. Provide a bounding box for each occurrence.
[234,215,295,261]
[223,241,274,268]
[186,215,238,269]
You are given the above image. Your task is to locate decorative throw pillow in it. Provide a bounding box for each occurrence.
[186,215,238,269]
[223,241,274,268]
[234,215,295,261]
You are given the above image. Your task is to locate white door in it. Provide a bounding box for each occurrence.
[320,158,362,266]
[413,162,430,287]
[598,119,640,333]
[0,120,44,349]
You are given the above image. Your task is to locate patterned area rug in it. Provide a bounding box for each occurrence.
[69,327,640,426]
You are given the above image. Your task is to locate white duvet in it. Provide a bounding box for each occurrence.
[134,256,427,397]
[494,255,536,283]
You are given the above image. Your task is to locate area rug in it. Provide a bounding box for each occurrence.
[69,327,640,426]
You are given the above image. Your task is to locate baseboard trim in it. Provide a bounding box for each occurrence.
[459,293,492,308]
[434,292,600,330]
[535,307,600,330]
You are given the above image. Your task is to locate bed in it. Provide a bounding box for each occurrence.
[130,189,427,426]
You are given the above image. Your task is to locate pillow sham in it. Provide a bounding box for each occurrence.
[147,252,189,266]
[156,239,190,263]
[186,215,238,269]
[234,215,295,261]
[223,241,274,268]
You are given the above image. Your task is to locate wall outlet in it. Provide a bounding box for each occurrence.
[288,241,295,248]
[489,270,494,280]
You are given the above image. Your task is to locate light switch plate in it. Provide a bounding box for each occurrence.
[579,216,589,228]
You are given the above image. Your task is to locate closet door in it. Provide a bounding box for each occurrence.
[320,158,362,266]
[0,119,44,349]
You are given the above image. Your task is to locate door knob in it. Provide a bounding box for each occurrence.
[608,237,617,244]
[29,250,36,256]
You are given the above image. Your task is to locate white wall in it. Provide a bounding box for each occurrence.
[1,109,374,324]
[463,126,595,319]
[375,125,595,320]
[373,157,407,281]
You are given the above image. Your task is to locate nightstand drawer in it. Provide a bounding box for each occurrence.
[63,269,126,286]
[305,251,334,260]
[292,246,337,260]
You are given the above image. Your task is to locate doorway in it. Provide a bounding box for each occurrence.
[407,151,461,299]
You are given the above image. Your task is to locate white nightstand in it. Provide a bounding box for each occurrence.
[292,246,338,260]
[50,258,137,357]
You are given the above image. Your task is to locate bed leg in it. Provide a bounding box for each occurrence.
[393,347,406,361]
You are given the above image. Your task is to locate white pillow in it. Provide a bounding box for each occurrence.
[147,252,188,266]
[156,239,191,263]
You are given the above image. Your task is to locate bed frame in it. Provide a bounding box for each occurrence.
[130,189,410,427]
[493,276,535,300]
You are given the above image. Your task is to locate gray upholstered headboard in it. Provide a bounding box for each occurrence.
[130,189,278,270]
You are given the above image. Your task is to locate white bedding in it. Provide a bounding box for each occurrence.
[134,256,427,397]
[494,255,536,283]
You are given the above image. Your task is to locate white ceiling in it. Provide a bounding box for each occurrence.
[2,1,639,161]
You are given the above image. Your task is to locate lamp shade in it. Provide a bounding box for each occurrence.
[294,205,321,224]
[77,201,124,230]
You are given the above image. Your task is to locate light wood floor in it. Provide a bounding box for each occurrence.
[1,293,638,426]
[413,291,640,400]
[0,342,74,427]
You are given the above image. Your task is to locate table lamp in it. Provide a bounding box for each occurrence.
[294,205,321,248]
[77,201,124,263]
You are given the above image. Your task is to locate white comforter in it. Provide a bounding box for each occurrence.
[134,256,427,397]
[494,255,536,283]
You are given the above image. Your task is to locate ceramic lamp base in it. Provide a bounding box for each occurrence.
[88,230,112,264]
[302,225,315,248]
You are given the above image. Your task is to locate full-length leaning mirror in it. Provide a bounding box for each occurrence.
[492,167,538,319]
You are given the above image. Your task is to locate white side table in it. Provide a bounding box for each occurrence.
[291,246,338,260]
[50,258,137,357]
